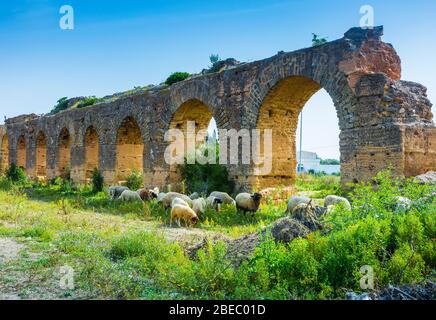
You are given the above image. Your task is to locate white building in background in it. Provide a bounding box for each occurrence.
[296,150,340,174]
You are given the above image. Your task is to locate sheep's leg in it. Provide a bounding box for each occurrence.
[177,218,181,228]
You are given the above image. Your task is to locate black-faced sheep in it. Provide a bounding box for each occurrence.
[209,191,236,206]
[206,196,222,212]
[159,192,193,209]
[118,190,143,202]
[170,204,199,227]
[192,198,207,216]
[235,192,262,215]
[136,188,158,201]
[109,186,130,200]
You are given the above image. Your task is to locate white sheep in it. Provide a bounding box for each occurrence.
[206,196,222,212]
[118,190,143,202]
[159,192,193,209]
[157,192,167,202]
[324,195,351,210]
[286,196,311,214]
[209,191,236,206]
[109,186,130,200]
[192,198,207,217]
[170,204,199,227]
[171,197,190,208]
[235,192,262,215]
[189,192,200,200]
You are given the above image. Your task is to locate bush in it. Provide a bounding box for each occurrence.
[125,170,143,190]
[49,97,69,115]
[76,96,100,109]
[165,72,191,86]
[312,33,328,47]
[91,168,104,193]
[6,163,27,183]
[179,144,235,195]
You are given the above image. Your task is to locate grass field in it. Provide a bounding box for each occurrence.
[0,171,434,300]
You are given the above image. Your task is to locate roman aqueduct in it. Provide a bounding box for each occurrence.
[0,27,435,192]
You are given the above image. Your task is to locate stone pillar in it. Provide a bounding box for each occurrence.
[100,143,116,185]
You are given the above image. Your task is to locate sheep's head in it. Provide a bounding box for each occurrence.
[191,216,199,225]
[149,190,158,199]
[214,198,223,212]
[252,193,262,202]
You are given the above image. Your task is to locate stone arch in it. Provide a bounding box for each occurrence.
[166,98,215,189]
[84,126,99,180]
[115,116,144,181]
[57,128,71,179]
[0,134,9,171]
[35,131,47,179]
[16,135,26,170]
[249,75,341,190]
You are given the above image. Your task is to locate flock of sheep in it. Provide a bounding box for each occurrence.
[108,185,352,228]
[108,186,265,227]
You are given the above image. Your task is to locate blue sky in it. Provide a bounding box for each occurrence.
[1,0,435,159]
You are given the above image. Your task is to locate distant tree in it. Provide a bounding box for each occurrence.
[208,54,223,72]
[320,158,340,165]
[311,33,328,47]
[49,97,69,115]
[165,72,191,86]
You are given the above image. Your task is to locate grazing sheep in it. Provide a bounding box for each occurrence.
[136,188,158,201]
[209,191,236,206]
[159,192,193,209]
[206,196,222,212]
[189,192,200,200]
[324,195,351,210]
[109,186,130,200]
[118,190,143,202]
[157,192,167,202]
[235,192,262,215]
[285,196,311,214]
[192,198,207,216]
[171,197,190,208]
[170,204,199,227]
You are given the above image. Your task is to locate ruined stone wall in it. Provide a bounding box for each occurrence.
[2,27,434,192]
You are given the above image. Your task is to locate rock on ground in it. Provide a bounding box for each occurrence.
[415,171,436,185]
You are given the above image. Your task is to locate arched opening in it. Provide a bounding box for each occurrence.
[252,76,340,190]
[16,135,26,170]
[116,117,143,181]
[0,134,9,171]
[57,128,71,179]
[84,126,99,181]
[167,99,214,187]
[36,132,47,179]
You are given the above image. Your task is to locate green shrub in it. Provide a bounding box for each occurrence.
[125,170,143,190]
[179,144,235,195]
[76,96,100,109]
[165,72,191,86]
[49,97,69,115]
[91,168,104,193]
[312,33,328,47]
[6,163,27,183]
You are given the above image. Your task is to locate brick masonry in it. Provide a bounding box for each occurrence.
[0,27,434,192]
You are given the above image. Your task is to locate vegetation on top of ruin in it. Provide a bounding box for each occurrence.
[165,72,191,86]
[311,33,328,47]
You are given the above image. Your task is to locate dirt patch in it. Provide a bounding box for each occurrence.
[0,238,25,264]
